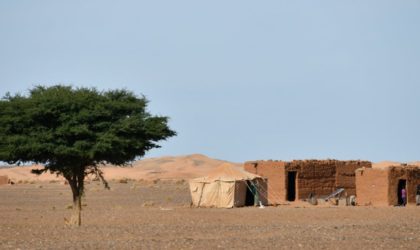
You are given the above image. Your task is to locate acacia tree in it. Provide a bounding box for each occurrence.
[0,85,176,225]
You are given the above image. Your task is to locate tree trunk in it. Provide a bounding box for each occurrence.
[74,193,82,226]
[76,171,84,226]
[66,171,85,226]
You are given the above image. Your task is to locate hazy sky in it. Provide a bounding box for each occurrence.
[0,1,419,162]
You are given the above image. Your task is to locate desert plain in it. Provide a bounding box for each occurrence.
[1,155,420,250]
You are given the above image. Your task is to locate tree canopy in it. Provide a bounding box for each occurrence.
[0,85,176,225]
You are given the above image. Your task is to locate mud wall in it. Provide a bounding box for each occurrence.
[244,161,286,204]
[407,168,420,204]
[388,166,420,205]
[335,161,372,195]
[285,160,336,200]
[0,175,9,185]
[355,168,390,206]
[285,160,371,199]
[244,160,372,204]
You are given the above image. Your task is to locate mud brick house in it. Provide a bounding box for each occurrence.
[244,160,372,205]
[356,163,420,206]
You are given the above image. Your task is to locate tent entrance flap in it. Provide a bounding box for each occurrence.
[245,180,259,206]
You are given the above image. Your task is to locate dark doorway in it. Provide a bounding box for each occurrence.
[397,179,407,205]
[287,171,297,201]
[245,181,255,206]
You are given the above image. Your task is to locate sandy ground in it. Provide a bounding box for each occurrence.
[1,181,420,250]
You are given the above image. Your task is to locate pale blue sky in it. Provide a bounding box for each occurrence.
[0,1,419,162]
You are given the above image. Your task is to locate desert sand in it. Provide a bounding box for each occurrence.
[0,180,419,249]
[1,155,420,249]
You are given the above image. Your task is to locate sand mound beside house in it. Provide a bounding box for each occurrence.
[372,161,402,169]
[0,154,240,182]
[408,161,420,167]
[372,161,420,169]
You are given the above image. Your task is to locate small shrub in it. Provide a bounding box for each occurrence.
[175,179,185,185]
[119,178,128,184]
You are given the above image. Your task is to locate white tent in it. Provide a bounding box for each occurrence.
[189,163,267,208]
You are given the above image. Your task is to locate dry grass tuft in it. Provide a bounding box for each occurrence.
[142,201,155,207]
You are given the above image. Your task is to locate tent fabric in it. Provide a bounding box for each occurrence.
[189,164,264,208]
[192,163,261,183]
[190,181,236,208]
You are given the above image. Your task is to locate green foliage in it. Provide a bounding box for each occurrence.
[0,85,176,182]
[1,85,176,225]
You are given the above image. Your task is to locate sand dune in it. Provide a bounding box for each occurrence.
[373,161,420,169]
[0,154,241,182]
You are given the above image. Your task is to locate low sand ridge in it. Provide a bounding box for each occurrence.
[0,154,240,182]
